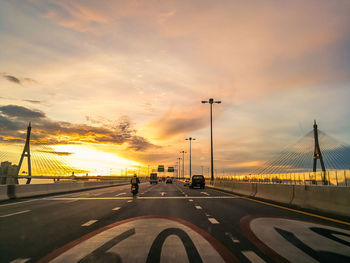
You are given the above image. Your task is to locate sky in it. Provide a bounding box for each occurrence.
[0,0,350,176]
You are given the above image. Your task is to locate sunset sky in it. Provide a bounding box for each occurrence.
[1,0,350,175]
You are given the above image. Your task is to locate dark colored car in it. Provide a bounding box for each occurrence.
[166,178,173,184]
[189,175,205,189]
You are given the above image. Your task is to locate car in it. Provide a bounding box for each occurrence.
[183,178,190,186]
[166,178,173,184]
[189,175,205,189]
[149,173,158,184]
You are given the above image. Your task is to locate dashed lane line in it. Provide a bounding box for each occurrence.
[10,258,30,263]
[241,250,266,263]
[195,206,202,210]
[225,232,240,244]
[0,210,31,218]
[127,200,133,203]
[81,220,98,227]
[188,199,194,202]
[0,199,40,208]
[115,193,126,196]
[201,192,210,196]
[208,217,220,224]
[112,207,121,211]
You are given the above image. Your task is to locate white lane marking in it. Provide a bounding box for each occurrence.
[225,232,240,243]
[201,192,210,196]
[81,220,98,227]
[0,199,40,208]
[205,213,211,217]
[333,233,350,243]
[241,251,266,263]
[0,210,31,218]
[208,218,220,224]
[161,192,166,196]
[65,200,79,203]
[127,200,133,203]
[188,199,193,202]
[112,207,121,211]
[195,206,202,210]
[115,193,126,196]
[10,258,30,263]
[43,196,237,201]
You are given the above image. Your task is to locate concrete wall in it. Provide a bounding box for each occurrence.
[0,185,8,201]
[0,180,131,200]
[209,180,350,218]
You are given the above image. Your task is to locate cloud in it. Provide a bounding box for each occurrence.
[0,104,155,151]
[3,74,20,84]
[0,105,45,118]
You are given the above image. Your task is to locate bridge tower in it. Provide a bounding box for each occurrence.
[17,122,32,184]
[312,120,326,184]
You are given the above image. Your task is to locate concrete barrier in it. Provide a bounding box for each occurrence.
[255,184,294,204]
[209,180,350,218]
[292,185,350,218]
[0,185,8,201]
[15,184,50,198]
[231,182,257,196]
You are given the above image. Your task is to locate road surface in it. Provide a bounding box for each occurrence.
[0,180,349,262]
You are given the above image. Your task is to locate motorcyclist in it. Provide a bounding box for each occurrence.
[130,174,140,192]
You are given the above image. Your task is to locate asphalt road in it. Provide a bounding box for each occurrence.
[0,180,349,263]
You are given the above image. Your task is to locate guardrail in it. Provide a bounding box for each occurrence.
[215,170,350,187]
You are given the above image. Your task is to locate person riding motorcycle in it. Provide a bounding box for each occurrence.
[130,174,140,192]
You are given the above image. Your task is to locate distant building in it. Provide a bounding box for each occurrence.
[0,161,19,184]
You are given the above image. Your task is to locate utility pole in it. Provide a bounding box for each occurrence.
[180,151,186,178]
[185,137,196,177]
[201,98,221,182]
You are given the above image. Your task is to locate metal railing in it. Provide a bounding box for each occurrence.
[213,170,350,187]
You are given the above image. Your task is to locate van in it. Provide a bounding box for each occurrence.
[149,173,158,184]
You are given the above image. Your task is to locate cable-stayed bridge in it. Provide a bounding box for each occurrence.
[1,122,350,262]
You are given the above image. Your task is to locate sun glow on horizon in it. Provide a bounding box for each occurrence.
[52,144,140,174]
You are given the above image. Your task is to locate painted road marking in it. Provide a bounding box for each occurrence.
[0,210,31,218]
[65,200,79,203]
[205,213,211,217]
[195,206,202,210]
[185,194,188,197]
[242,251,266,263]
[41,217,237,263]
[9,258,30,263]
[189,199,194,202]
[201,192,210,196]
[225,232,240,243]
[127,200,133,203]
[112,207,121,211]
[161,192,166,196]
[0,199,40,207]
[208,218,220,224]
[44,196,237,201]
[115,193,126,196]
[243,217,350,262]
[81,220,98,227]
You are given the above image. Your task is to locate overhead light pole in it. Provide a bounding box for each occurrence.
[185,137,196,178]
[180,151,186,178]
[201,98,221,182]
[177,157,181,178]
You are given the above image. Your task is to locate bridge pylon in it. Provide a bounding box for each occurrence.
[17,122,32,184]
[312,120,326,184]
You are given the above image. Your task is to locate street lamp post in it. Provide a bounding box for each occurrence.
[185,137,196,178]
[180,151,186,178]
[177,157,181,179]
[201,98,221,182]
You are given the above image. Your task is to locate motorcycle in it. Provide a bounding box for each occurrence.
[131,184,138,196]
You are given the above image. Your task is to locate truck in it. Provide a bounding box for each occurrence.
[149,173,158,184]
